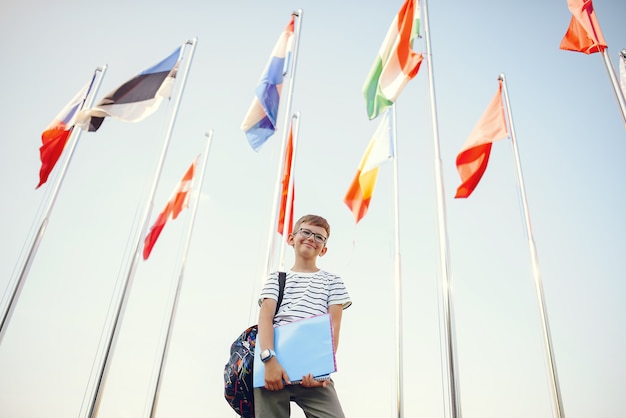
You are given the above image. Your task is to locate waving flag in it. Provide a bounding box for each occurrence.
[560,0,607,54]
[37,83,91,188]
[241,16,295,151]
[344,110,394,223]
[363,0,423,120]
[455,80,508,199]
[78,46,182,132]
[143,159,196,260]
[278,122,295,236]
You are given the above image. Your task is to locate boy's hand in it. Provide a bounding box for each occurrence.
[264,359,290,391]
[300,373,329,388]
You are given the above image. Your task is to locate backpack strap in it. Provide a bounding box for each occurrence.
[275,271,286,316]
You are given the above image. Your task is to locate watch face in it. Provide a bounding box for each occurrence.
[260,349,270,360]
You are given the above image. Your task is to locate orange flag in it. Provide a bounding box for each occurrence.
[455,80,508,199]
[277,123,295,237]
[143,159,196,260]
[560,0,607,54]
[344,109,393,222]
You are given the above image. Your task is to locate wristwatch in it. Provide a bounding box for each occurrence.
[260,349,276,362]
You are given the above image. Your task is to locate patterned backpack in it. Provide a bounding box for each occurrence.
[223,272,285,417]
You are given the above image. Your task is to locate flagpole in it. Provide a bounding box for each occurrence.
[87,38,197,418]
[422,1,461,417]
[600,50,626,126]
[278,112,299,271]
[148,131,212,418]
[0,66,107,345]
[619,48,626,101]
[499,73,565,418]
[389,104,405,418]
[260,9,303,281]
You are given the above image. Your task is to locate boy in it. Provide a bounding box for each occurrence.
[254,214,352,418]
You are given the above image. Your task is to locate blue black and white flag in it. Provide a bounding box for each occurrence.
[78,46,182,132]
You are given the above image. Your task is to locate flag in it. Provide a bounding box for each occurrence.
[560,0,607,54]
[344,110,394,223]
[455,80,508,199]
[241,16,295,151]
[278,122,295,236]
[37,83,91,188]
[143,159,196,260]
[363,0,423,120]
[78,46,182,132]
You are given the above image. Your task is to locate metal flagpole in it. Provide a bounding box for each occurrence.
[620,49,626,88]
[87,37,197,418]
[0,66,107,345]
[499,73,566,418]
[277,112,300,271]
[619,49,626,126]
[261,9,303,281]
[421,1,461,417]
[600,49,626,126]
[148,130,213,418]
[389,104,405,418]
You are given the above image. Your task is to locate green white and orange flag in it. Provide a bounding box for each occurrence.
[344,109,394,222]
[455,80,508,199]
[363,0,423,120]
[560,0,607,54]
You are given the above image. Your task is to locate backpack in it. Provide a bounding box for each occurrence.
[223,272,286,417]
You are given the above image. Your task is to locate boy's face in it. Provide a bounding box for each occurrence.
[288,222,328,259]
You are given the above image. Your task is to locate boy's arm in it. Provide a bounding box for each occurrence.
[329,303,343,354]
[258,298,290,390]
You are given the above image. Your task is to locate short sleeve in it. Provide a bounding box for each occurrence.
[258,271,280,306]
[328,273,352,309]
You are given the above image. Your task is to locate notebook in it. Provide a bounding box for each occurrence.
[253,313,336,388]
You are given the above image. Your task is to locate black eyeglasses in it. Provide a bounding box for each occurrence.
[295,228,327,244]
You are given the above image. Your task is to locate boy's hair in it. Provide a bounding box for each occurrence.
[293,214,330,237]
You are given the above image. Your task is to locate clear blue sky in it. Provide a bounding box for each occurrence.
[1,1,625,417]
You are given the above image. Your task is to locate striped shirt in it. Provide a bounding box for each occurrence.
[259,270,352,327]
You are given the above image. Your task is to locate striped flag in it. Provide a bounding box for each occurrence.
[143,158,196,260]
[455,80,508,199]
[560,0,607,54]
[78,46,182,131]
[344,109,394,223]
[241,16,295,151]
[278,122,295,236]
[37,83,91,188]
[363,0,423,120]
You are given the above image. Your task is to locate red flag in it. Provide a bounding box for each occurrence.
[143,159,196,260]
[455,80,508,198]
[38,84,90,188]
[560,0,607,54]
[277,124,295,237]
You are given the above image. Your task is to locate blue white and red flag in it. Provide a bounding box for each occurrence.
[241,16,295,151]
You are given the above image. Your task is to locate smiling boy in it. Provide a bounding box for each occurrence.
[254,214,352,418]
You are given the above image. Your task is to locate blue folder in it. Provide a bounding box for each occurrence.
[253,313,336,388]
